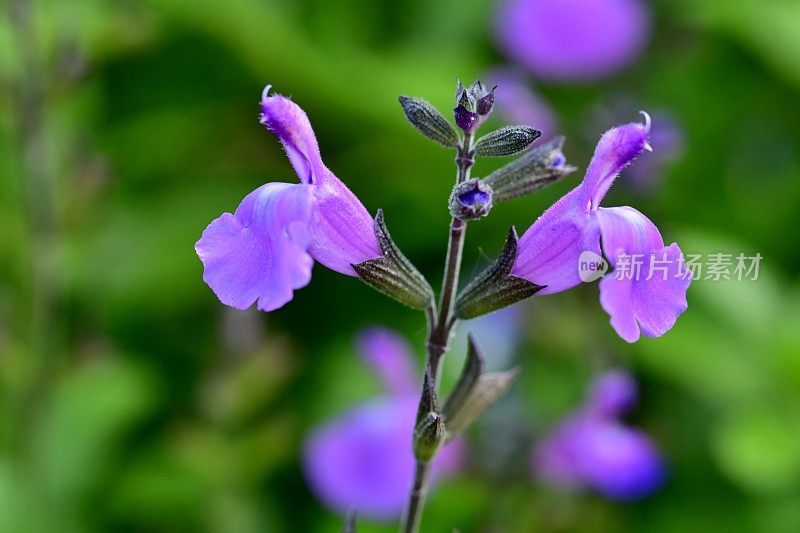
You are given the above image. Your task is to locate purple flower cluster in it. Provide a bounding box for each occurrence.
[195,87,381,312]
[534,370,666,500]
[302,329,464,520]
[511,114,692,342]
[195,87,690,343]
[495,0,651,82]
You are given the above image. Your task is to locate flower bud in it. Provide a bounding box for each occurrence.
[449,179,493,220]
[454,106,479,133]
[453,80,495,134]
[413,412,446,461]
[483,136,576,202]
[474,125,542,157]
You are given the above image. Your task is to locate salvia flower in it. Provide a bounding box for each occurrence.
[495,0,650,82]
[195,86,381,311]
[302,329,464,520]
[587,102,686,194]
[534,370,666,501]
[511,114,692,342]
[625,112,685,193]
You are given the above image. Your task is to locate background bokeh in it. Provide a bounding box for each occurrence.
[2,0,800,531]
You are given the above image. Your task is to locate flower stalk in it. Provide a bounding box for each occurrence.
[195,81,692,530]
[402,132,474,533]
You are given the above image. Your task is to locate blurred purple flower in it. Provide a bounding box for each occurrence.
[534,370,666,501]
[356,328,418,397]
[453,304,525,370]
[585,369,638,417]
[303,329,464,521]
[195,86,381,312]
[487,68,559,137]
[495,0,650,82]
[511,114,692,342]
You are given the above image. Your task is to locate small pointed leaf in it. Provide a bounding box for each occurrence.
[455,228,544,319]
[443,334,485,422]
[353,210,434,309]
[445,369,520,439]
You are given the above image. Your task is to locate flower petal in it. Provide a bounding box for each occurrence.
[597,205,663,265]
[582,116,651,209]
[586,370,638,418]
[357,329,418,397]
[195,182,313,312]
[598,272,640,342]
[577,420,667,501]
[308,175,382,275]
[597,206,691,342]
[495,0,650,82]
[512,188,602,294]
[535,414,666,501]
[260,87,381,275]
[533,416,590,490]
[302,396,463,520]
[260,87,324,185]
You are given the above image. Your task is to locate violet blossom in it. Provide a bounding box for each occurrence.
[534,370,666,501]
[588,101,686,194]
[624,113,685,193]
[195,86,381,312]
[302,329,464,521]
[495,0,650,82]
[511,114,692,342]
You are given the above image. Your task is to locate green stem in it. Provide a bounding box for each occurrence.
[401,132,474,533]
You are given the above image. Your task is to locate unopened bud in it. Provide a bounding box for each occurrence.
[453,79,495,134]
[483,136,577,202]
[454,106,478,133]
[449,179,493,220]
[474,125,541,157]
[413,412,446,461]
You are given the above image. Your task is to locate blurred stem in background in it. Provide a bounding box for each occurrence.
[9,0,63,421]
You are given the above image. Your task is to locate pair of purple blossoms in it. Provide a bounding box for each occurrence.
[195,87,691,343]
[304,329,664,520]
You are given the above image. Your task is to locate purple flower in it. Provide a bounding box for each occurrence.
[302,329,464,521]
[534,370,666,501]
[356,328,418,397]
[585,369,638,418]
[588,102,686,194]
[511,114,692,342]
[495,0,650,82]
[195,86,381,311]
[624,112,685,192]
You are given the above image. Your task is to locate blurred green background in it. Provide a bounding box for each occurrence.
[2,0,800,531]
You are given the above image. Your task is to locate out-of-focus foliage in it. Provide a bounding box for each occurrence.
[1,0,799,531]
